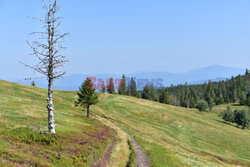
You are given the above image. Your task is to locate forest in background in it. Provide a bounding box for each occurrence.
[113,69,250,109]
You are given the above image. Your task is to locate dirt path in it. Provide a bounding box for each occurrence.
[93,136,117,167]
[95,115,151,167]
[127,135,151,167]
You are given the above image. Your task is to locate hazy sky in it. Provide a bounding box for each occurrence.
[0,0,250,79]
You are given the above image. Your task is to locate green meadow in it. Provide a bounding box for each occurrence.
[96,94,250,167]
[0,80,115,166]
[0,80,249,167]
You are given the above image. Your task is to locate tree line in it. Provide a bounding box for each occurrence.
[102,69,250,112]
[74,70,249,120]
[139,69,250,110]
[99,75,139,97]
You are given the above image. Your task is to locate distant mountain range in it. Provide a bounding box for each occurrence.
[6,64,246,91]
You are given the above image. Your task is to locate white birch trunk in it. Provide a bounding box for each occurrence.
[47,78,55,133]
[47,7,55,133]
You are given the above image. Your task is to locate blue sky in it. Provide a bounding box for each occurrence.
[0,0,249,79]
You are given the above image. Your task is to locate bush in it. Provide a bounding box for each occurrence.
[222,107,234,123]
[234,109,249,129]
[196,100,208,112]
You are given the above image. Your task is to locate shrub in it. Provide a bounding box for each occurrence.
[234,109,249,129]
[222,107,234,123]
[196,100,208,112]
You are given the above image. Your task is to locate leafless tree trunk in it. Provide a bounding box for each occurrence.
[22,0,69,133]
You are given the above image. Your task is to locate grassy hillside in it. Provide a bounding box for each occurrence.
[1,80,249,167]
[0,80,115,166]
[96,94,250,167]
[213,103,249,113]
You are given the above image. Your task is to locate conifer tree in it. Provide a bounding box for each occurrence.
[189,96,196,108]
[107,78,115,94]
[245,68,249,76]
[247,91,250,106]
[142,85,158,101]
[130,78,137,97]
[159,88,169,104]
[75,78,98,117]
[127,77,137,97]
[31,80,36,87]
[118,74,127,95]
[100,80,106,93]
[239,92,246,105]
[142,85,150,100]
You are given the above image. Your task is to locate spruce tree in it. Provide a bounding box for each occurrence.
[127,77,137,97]
[100,80,106,93]
[239,92,246,105]
[107,78,115,94]
[75,78,98,117]
[130,78,137,97]
[142,85,158,101]
[159,88,169,104]
[245,68,249,76]
[118,74,127,95]
[142,85,150,99]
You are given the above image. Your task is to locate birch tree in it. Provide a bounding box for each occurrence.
[23,0,69,133]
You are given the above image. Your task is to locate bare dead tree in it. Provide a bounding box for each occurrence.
[23,0,69,133]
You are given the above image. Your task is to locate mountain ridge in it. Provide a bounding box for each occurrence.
[5,64,246,90]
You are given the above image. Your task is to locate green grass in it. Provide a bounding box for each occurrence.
[96,94,250,167]
[0,80,115,166]
[1,80,249,166]
[213,103,249,112]
[213,103,250,116]
[126,139,136,167]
